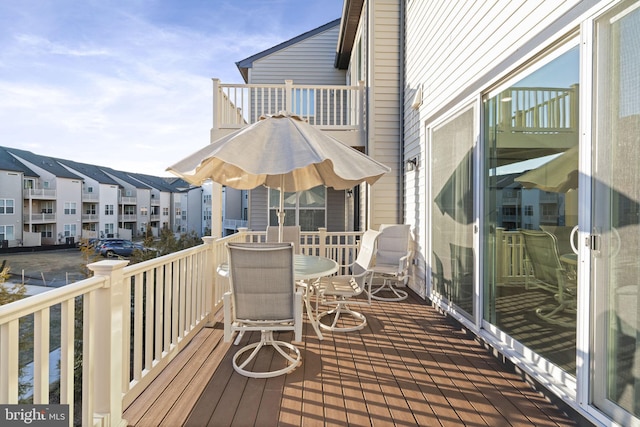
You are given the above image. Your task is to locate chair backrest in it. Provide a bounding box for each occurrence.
[352,230,381,284]
[266,225,301,253]
[376,224,411,270]
[226,242,295,321]
[520,230,563,286]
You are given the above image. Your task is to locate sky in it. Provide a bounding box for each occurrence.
[0,0,344,177]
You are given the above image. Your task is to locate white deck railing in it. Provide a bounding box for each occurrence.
[212,79,364,131]
[0,229,363,426]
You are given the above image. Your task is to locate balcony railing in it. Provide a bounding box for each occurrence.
[23,213,56,223]
[23,188,56,199]
[212,79,364,131]
[82,192,99,202]
[0,228,362,426]
[119,196,137,204]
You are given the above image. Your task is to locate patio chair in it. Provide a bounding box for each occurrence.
[316,229,380,332]
[521,230,576,325]
[267,225,301,253]
[223,242,303,378]
[370,224,412,301]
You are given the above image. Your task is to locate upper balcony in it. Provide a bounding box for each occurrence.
[212,79,364,148]
[23,188,56,200]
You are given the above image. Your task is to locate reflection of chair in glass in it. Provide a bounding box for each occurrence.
[449,243,474,307]
[266,225,301,253]
[521,230,576,325]
[223,242,303,378]
[370,224,412,301]
[316,229,380,332]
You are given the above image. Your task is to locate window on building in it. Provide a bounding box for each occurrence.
[105,223,114,235]
[85,204,96,215]
[0,225,14,240]
[41,202,53,214]
[141,207,148,216]
[269,186,326,231]
[64,224,77,237]
[0,199,15,215]
[64,202,77,215]
[105,204,114,215]
[163,207,169,216]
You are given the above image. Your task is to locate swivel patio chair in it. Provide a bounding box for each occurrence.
[223,242,303,378]
[521,229,577,326]
[316,229,380,332]
[370,224,412,301]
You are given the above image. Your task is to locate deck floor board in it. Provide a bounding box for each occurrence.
[125,291,579,427]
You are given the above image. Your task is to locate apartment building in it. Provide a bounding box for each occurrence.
[0,146,209,248]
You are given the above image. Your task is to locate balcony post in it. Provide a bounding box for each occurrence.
[285,80,293,114]
[358,80,365,144]
[201,236,216,325]
[87,259,130,427]
[212,78,220,131]
[318,227,327,258]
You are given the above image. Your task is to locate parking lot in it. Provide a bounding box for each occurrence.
[1,248,91,288]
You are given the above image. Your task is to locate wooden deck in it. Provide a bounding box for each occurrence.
[124,291,580,426]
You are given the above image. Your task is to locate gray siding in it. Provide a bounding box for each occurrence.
[249,25,345,85]
[326,188,345,232]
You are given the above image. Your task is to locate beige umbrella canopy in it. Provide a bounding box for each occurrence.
[515,146,578,193]
[167,112,390,240]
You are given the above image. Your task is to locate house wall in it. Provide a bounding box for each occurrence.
[55,178,82,244]
[99,184,119,238]
[349,0,402,230]
[0,170,23,246]
[248,25,345,85]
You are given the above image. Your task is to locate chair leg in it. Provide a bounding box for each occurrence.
[317,303,367,332]
[370,277,408,301]
[232,330,301,378]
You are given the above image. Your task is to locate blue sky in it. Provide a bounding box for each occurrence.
[0,0,343,176]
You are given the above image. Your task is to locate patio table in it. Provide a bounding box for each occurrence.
[217,254,338,340]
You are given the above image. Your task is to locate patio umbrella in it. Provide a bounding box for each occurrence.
[167,112,390,241]
[515,146,578,193]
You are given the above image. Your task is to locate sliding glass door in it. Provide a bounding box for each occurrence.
[592,1,640,423]
[483,44,580,374]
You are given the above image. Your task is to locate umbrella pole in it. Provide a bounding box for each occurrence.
[278,176,285,242]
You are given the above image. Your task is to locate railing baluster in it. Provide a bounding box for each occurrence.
[33,307,50,403]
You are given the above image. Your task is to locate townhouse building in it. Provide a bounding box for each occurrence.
[0,146,209,248]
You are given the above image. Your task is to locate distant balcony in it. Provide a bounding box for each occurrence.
[82,192,99,202]
[24,213,56,223]
[23,188,56,199]
[82,213,99,222]
[120,214,137,222]
[212,79,364,147]
[119,196,137,204]
[222,218,248,231]
[150,199,160,206]
[150,214,160,221]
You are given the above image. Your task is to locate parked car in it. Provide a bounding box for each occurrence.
[96,239,144,257]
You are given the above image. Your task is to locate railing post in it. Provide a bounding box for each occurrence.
[318,227,327,258]
[212,78,220,131]
[201,236,217,325]
[237,227,249,243]
[285,80,293,113]
[87,260,129,427]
